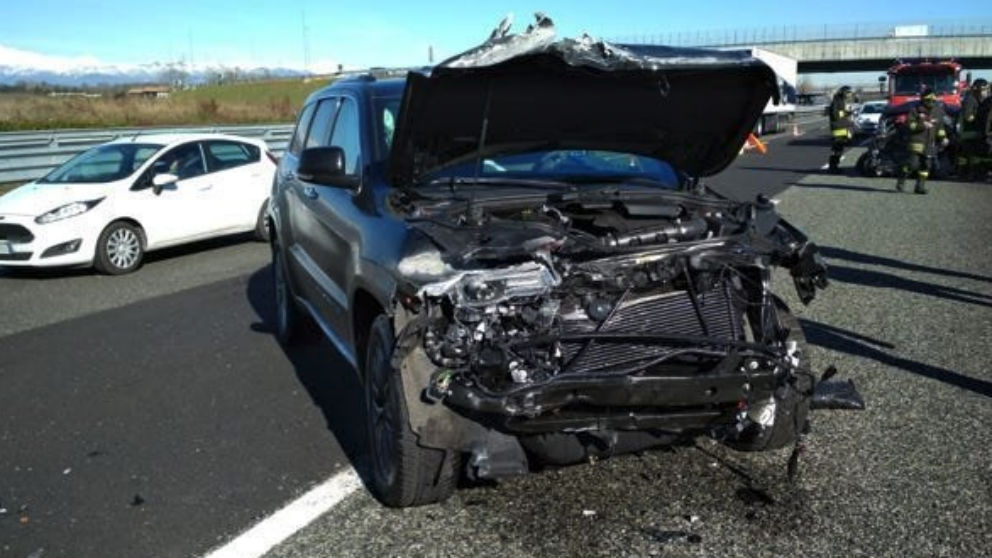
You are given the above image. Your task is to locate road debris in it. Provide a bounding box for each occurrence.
[130,494,145,507]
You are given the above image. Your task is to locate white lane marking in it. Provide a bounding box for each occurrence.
[201,468,362,558]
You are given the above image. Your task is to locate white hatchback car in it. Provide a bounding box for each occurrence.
[0,133,277,274]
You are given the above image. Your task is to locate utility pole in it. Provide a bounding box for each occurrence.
[187,30,194,69]
[428,45,434,64]
[301,10,311,74]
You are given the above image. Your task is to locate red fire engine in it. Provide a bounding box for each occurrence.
[887,60,966,108]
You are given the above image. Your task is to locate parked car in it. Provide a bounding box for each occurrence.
[0,134,277,274]
[854,100,887,135]
[269,19,833,507]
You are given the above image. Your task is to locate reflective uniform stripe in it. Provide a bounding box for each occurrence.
[918,171,929,178]
[831,128,851,138]
[909,143,926,154]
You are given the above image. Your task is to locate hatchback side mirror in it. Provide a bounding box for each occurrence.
[152,173,178,195]
[297,146,359,189]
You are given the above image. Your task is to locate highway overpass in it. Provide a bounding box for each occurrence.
[621,20,992,73]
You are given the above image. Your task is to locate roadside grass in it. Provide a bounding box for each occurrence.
[0,77,333,131]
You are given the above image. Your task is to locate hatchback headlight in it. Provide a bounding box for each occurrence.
[35,198,104,224]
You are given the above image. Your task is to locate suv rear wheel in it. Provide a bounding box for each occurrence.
[364,315,457,507]
[272,245,305,345]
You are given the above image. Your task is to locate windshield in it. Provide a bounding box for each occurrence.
[861,103,885,114]
[424,150,682,189]
[893,73,956,95]
[40,143,163,184]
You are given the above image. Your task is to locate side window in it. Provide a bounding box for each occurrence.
[204,141,260,172]
[153,142,206,180]
[288,102,317,156]
[328,98,361,175]
[305,98,340,150]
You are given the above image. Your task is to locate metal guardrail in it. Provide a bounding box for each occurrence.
[0,124,294,184]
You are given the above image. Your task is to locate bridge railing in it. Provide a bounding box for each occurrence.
[613,19,992,48]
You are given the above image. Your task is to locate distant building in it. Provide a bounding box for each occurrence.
[126,86,171,99]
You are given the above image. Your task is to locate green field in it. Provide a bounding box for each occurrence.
[0,77,334,131]
[173,77,331,108]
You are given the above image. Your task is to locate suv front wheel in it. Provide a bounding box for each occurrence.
[364,315,457,507]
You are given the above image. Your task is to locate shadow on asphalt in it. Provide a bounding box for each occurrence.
[782,137,831,147]
[0,233,256,279]
[827,264,992,309]
[800,319,992,398]
[821,246,992,284]
[245,264,375,489]
[790,180,898,194]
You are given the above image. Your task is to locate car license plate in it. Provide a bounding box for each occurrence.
[0,241,12,255]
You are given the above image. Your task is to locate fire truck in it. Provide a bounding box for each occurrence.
[887,60,966,108]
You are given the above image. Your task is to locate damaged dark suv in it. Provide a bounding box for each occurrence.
[268,19,832,508]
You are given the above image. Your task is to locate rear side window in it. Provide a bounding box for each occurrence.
[305,98,340,149]
[204,141,260,172]
[288,103,317,156]
[328,98,362,175]
[153,142,207,180]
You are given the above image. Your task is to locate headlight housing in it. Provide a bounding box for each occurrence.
[35,198,104,225]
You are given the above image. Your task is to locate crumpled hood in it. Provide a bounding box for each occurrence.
[0,181,113,217]
[389,13,778,185]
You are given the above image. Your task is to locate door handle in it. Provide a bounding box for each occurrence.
[303,186,318,200]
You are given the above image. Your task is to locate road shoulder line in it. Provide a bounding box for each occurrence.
[201,468,362,558]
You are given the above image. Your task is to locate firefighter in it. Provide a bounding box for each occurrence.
[957,79,990,180]
[980,82,992,181]
[896,88,947,194]
[828,86,855,172]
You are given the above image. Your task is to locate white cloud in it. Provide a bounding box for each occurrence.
[0,44,104,71]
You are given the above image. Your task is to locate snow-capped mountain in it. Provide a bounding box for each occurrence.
[0,44,330,87]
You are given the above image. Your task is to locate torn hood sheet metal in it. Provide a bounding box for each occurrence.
[388,13,779,185]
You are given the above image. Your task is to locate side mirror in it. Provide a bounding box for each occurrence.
[151,173,178,195]
[297,146,359,189]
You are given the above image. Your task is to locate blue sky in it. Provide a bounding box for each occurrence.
[0,0,988,75]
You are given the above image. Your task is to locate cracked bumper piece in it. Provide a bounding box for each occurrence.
[444,368,781,433]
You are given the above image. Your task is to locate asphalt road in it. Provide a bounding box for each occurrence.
[8,119,990,557]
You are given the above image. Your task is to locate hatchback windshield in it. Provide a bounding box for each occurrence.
[860,103,885,114]
[40,143,163,184]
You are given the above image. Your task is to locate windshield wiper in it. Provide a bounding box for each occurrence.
[422,176,577,191]
[555,174,679,188]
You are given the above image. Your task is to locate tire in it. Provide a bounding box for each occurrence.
[253,200,270,242]
[94,221,144,275]
[727,300,811,452]
[272,245,305,345]
[855,151,872,177]
[364,315,457,507]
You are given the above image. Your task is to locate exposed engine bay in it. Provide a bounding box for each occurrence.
[394,190,831,432]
